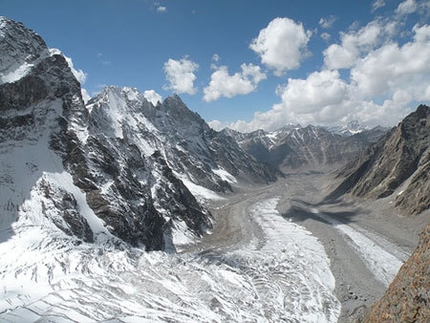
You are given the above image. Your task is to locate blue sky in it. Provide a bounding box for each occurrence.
[2,0,430,131]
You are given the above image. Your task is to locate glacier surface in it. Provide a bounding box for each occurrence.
[0,197,340,322]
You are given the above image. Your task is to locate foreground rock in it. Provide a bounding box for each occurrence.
[363,223,430,323]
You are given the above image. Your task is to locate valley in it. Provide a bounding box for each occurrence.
[1,16,430,322]
[185,167,428,322]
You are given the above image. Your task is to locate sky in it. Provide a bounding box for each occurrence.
[1,0,430,132]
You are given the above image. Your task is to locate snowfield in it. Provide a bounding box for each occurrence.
[0,197,340,322]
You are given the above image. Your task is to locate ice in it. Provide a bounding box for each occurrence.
[0,198,340,322]
[46,171,112,238]
[311,208,404,286]
[0,62,34,84]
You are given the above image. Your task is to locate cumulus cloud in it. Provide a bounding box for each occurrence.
[250,17,312,76]
[143,90,162,105]
[323,20,390,69]
[163,58,199,95]
[218,22,430,132]
[276,70,349,114]
[203,63,266,102]
[351,24,430,100]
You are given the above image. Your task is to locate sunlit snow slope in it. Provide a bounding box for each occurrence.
[0,198,340,322]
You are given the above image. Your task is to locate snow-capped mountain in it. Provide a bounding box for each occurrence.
[0,18,341,322]
[226,124,388,170]
[0,16,275,253]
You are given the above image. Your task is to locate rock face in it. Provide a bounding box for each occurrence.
[226,125,387,170]
[363,223,430,323]
[329,105,430,322]
[0,17,275,251]
[331,105,430,215]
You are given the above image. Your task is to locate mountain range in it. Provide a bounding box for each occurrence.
[1,16,429,322]
[0,16,278,252]
[225,124,387,170]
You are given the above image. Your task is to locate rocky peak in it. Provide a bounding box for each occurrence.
[0,16,50,84]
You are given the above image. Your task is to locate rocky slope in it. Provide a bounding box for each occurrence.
[225,125,387,170]
[327,105,430,322]
[330,105,430,215]
[0,16,275,252]
[363,222,430,323]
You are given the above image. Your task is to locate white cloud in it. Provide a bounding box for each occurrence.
[321,32,331,41]
[249,17,312,76]
[143,90,162,105]
[372,0,386,12]
[63,55,90,103]
[203,63,266,102]
[222,22,430,132]
[81,88,91,103]
[323,20,389,69]
[163,58,199,95]
[396,0,417,15]
[319,15,337,29]
[64,55,87,84]
[207,120,228,131]
[351,24,430,100]
[157,6,167,13]
[277,70,349,114]
[212,54,221,63]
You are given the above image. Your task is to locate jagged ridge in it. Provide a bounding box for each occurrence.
[226,124,387,170]
[0,17,276,251]
[330,105,430,215]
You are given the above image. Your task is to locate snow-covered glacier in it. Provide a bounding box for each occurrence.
[0,197,340,322]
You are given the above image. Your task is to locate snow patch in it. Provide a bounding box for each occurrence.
[180,177,224,202]
[213,168,237,183]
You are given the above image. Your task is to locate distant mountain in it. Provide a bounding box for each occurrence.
[330,104,430,215]
[225,124,388,170]
[0,16,275,251]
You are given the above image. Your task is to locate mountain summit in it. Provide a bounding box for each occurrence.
[0,16,275,252]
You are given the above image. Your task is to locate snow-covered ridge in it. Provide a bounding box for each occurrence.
[228,123,388,169]
[1,16,277,251]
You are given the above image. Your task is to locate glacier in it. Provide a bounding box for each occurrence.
[0,196,340,322]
